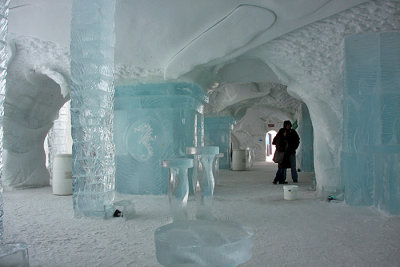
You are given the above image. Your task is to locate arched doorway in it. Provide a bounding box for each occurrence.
[265,130,277,162]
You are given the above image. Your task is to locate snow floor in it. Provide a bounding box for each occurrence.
[3,162,400,266]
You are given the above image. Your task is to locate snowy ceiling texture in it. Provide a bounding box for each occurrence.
[4,0,400,192]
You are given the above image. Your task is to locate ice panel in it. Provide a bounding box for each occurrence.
[373,150,400,215]
[343,32,400,214]
[341,152,374,206]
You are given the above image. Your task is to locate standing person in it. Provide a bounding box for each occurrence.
[272,128,290,184]
[283,120,300,183]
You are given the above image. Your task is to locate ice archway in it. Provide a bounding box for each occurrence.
[2,36,70,189]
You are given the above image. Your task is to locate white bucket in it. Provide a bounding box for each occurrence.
[283,185,298,200]
[231,149,246,171]
[52,154,72,195]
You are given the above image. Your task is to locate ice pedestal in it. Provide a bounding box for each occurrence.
[343,32,400,214]
[186,146,219,220]
[154,220,254,267]
[161,158,193,221]
[204,117,236,169]
[114,83,207,195]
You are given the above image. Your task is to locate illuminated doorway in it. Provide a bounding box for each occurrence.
[265,130,277,162]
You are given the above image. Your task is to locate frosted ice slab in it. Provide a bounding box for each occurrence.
[154,220,254,267]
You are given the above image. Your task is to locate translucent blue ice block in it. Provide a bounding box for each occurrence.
[342,32,400,214]
[114,83,207,195]
[204,117,236,169]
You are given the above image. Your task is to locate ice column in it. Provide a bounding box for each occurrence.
[343,32,400,215]
[204,117,236,169]
[297,103,314,172]
[70,0,116,217]
[0,0,9,240]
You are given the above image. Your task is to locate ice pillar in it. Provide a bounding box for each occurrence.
[70,0,116,217]
[204,117,236,169]
[342,32,400,215]
[297,103,314,172]
[0,0,9,240]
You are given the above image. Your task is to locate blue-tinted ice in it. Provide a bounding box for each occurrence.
[204,117,236,169]
[70,0,116,217]
[342,32,400,214]
[114,83,207,195]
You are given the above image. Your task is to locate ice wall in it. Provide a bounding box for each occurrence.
[297,103,314,172]
[245,0,400,191]
[2,36,69,189]
[70,0,116,217]
[343,32,400,215]
[0,0,10,241]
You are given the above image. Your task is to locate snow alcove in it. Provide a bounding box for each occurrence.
[0,0,400,266]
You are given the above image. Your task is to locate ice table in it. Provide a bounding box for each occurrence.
[161,158,194,221]
[154,220,254,267]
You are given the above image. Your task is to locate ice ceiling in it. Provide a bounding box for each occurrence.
[4,0,400,191]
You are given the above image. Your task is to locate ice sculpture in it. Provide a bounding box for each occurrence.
[186,146,219,220]
[156,147,254,266]
[114,83,207,195]
[70,0,116,217]
[161,158,193,221]
[204,116,236,169]
[342,32,400,214]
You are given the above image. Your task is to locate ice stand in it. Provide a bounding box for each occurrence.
[155,146,254,267]
[113,83,207,195]
[161,158,194,221]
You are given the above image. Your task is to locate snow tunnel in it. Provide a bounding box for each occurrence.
[0,0,399,220]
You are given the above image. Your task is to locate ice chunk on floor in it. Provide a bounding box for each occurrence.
[154,220,253,267]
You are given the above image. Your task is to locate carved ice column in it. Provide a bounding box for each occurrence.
[0,0,9,240]
[70,0,116,217]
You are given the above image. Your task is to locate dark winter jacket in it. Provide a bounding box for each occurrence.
[286,129,300,154]
[272,130,291,169]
